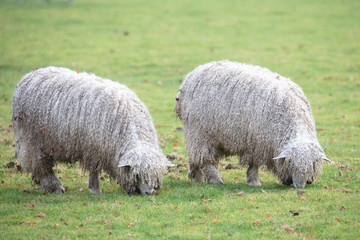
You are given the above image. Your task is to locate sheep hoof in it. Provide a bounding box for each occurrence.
[57,186,65,193]
[188,170,204,182]
[89,188,102,194]
[293,183,305,188]
[191,178,204,183]
[42,185,65,193]
[207,177,224,185]
[47,185,65,193]
[247,181,261,187]
[38,175,65,193]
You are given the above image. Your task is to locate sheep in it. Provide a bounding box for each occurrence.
[12,66,173,195]
[174,60,331,188]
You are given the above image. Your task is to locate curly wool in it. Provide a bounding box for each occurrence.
[175,60,328,186]
[13,67,168,193]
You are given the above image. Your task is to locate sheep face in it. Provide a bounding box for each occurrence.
[273,142,328,188]
[137,182,155,195]
[118,165,160,195]
[118,145,174,195]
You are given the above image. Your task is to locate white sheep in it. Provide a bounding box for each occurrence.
[174,60,331,188]
[12,67,173,194]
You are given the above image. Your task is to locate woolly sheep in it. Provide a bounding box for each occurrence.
[174,60,331,188]
[12,67,173,195]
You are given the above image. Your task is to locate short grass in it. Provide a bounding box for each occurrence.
[0,0,359,239]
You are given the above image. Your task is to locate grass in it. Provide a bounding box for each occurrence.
[0,0,359,239]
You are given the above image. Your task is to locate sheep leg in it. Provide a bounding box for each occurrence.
[202,163,224,184]
[246,164,261,187]
[88,170,102,194]
[32,156,65,193]
[188,164,204,182]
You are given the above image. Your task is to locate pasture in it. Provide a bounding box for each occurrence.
[0,0,359,239]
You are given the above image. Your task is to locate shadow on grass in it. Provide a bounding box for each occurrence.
[159,176,327,203]
[1,167,328,208]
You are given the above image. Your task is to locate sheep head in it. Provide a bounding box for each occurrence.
[273,142,331,188]
[117,144,174,195]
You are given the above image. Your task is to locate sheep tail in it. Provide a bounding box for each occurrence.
[174,88,182,119]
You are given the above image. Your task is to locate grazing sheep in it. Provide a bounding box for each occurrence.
[12,67,173,195]
[174,60,330,188]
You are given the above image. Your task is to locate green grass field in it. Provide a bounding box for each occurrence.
[1,0,359,239]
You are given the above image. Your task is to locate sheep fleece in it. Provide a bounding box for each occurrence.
[175,60,327,186]
[12,66,168,193]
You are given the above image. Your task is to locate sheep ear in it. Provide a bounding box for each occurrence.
[118,161,131,168]
[321,154,332,163]
[166,161,175,167]
[273,151,287,160]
